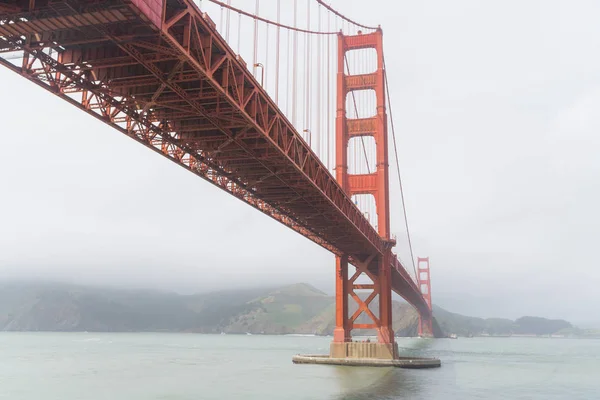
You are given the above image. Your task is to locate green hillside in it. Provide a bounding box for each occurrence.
[432,306,575,337]
[223,283,334,334]
[0,281,580,337]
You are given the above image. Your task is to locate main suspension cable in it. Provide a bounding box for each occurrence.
[207,0,339,35]
[314,0,378,31]
[383,55,418,280]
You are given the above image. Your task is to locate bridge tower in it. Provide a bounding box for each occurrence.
[331,29,398,359]
[417,257,434,337]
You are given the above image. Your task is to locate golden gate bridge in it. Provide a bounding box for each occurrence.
[0,0,436,361]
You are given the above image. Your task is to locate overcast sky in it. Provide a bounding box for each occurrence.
[1,0,599,325]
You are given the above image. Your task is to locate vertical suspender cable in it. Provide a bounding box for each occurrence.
[220,5,224,33]
[302,11,307,142]
[306,0,311,146]
[237,12,241,54]
[253,0,259,77]
[326,11,331,170]
[316,3,321,159]
[292,0,298,128]
[275,0,281,104]
[225,0,231,42]
[286,28,291,116]
[265,18,269,90]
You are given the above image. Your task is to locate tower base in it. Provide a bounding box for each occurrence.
[292,338,441,369]
[330,342,399,360]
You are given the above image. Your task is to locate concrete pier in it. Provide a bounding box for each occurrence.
[293,342,441,369]
[292,354,441,368]
[330,342,399,360]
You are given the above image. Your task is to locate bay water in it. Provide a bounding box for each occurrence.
[0,333,598,399]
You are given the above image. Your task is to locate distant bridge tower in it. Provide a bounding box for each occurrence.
[417,257,434,337]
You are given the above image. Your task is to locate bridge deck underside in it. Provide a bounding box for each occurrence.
[0,0,430,317]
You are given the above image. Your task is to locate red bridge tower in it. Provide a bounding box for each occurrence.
[331,29,399,359]
[417,257,434,337]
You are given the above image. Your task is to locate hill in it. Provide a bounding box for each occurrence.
[433,306,575,337]
[0,281,580,337]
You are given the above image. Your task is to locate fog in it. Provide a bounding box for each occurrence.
[1,0,599,326]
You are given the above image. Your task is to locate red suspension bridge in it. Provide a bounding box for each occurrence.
[0,0,435,359]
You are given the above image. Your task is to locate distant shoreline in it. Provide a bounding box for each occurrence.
[0,331,598,339]
[1,281,595,337]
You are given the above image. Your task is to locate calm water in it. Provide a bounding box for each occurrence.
[0,333,598,399]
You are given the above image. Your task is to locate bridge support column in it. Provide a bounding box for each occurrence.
[377,250,394,345]
[332,255,350,343]
[418,315,434,338]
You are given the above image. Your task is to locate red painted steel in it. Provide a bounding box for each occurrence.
[0,0,433,339]
[333,254,350,343]
[417,257,434,337]
[333,30,397,345]
[131,0,163,29]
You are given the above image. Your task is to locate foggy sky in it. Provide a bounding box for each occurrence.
[1,0,599,326]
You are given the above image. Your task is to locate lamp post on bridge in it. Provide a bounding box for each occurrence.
[253,63,264,86]
[303,129,312,147]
